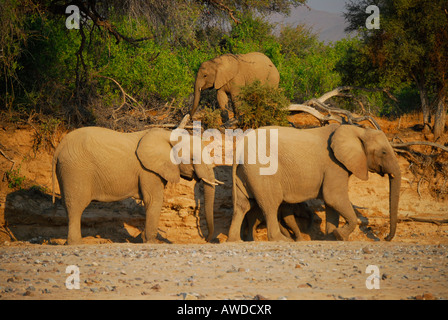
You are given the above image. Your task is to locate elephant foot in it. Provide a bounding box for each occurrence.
[227,234,243,242]
[223,117,238,128]
[66,237,83,245]
[141,230,158,244]
[220,109,230,123]
[333,228,349,241]
[268,233,294,242]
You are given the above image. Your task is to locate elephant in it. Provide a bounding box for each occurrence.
[242,202,314,241]
[190,52,280,121]
[52,127,220,245]
[228,124,401,242]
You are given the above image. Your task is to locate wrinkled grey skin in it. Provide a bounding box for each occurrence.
[53,127,217,245]
[190,52,280,119]
[228,124,401,242]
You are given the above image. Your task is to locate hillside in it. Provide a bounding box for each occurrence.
[270,5,352,43]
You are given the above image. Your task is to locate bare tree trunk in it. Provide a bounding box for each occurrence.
[433,94,447,140]
[414,76,432,133]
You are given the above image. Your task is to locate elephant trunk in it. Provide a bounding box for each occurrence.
[385,161,401,241]
[191,85,201,117]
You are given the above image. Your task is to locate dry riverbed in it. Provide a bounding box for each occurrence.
[1,241,447,300]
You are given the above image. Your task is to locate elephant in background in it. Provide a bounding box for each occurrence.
[52,127,220,245]
[228,124,401,242]
[190,52,280,121]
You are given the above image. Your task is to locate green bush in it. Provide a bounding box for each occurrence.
[201,107,222,129]
[5,166,26,189]
[236,81,290,129]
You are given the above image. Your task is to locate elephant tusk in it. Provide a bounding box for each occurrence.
[214,179,225,185]
[389,173,396,179]
[202,178,218,186]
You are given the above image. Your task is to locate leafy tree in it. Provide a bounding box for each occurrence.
[345,0,448,139]
[0,0,307,127]
[277,24,342,102]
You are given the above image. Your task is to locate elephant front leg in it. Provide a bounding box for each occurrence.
[217,90,230,122]
[141,177,165,243]
[324,202,357,241]
[142,196,164,243]
[323,175,357,241]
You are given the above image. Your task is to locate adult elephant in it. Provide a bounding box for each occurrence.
[190,52,280,121]
[52,127,220,245]
[228,124,401,242]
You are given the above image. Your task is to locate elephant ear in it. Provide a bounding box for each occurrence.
[136,129,181,184]
[214,55,238,89]
[330,125,369,181]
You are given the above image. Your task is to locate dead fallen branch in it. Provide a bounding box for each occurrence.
[144,123,195,130]
[398,216,448,226]
[395,142,448,200]
[0,148,15,172]
[392,141,448,153]
[288,102,381,130]
[286,86,390,130]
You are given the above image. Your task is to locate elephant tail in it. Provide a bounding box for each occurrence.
[52,138,65,205]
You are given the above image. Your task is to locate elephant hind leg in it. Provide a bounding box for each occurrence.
[65,196,91,245]
[325,206,340,236]
[228,193,252,242]
[259,203,293,242]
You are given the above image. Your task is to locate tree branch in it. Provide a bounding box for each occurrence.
[48,0,152,45]
[92,74,146,120]
[315,86,398,104]
[206,0,240,24]
[392,141,448,153]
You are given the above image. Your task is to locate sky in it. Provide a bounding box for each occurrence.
[306,0,349,14]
